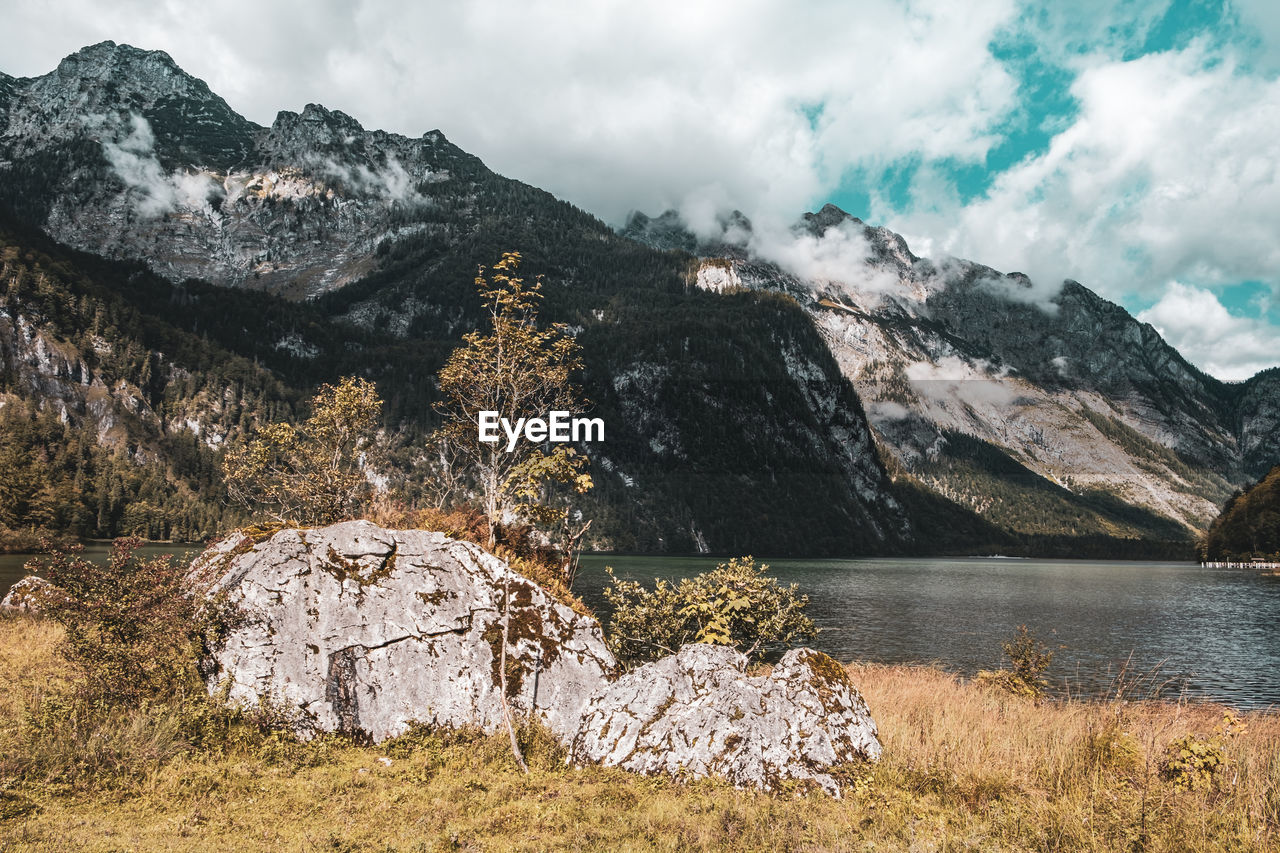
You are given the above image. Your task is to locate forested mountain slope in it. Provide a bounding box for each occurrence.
[1203,466,1280,561]
[626,206,1280,546]
[0,44,912,554]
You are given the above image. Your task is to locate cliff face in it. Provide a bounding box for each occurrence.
[0,42,491,299]
[627,205,1279,542]
[0,225,298,540]
[1237,370,1280,480]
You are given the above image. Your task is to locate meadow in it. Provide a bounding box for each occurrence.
[1,615,1277,851]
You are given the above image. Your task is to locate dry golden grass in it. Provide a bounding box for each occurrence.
[1,615,1277,851]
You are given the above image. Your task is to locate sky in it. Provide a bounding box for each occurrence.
[2,0,1279,380]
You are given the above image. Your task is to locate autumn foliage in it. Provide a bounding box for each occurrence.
[222,377,384,526]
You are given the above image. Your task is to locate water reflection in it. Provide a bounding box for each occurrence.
[1,544,202,597]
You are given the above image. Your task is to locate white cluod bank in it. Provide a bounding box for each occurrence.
[479,410,604,452]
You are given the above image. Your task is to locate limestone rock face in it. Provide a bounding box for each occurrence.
[187,521,615,743]
[569,644,881,796]
[0,575,59,613]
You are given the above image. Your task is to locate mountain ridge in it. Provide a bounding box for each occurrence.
[0,43,922,555]
[2,41,1276,554]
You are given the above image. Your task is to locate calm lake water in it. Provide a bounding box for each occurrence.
[580,555,1280,711]
[1,544,203,595]
[4,549,1277,709]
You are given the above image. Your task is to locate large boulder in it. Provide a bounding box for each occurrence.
[569,644,881,796]
[187,521,616,743]
[1,575,60,614]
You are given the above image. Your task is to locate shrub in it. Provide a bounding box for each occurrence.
[31,538,199,703]
[975,625,1055,698]
[1162,733,1225,791]
[1161,712,1247,792]
[603,556,817,666]
[222,376,385,526]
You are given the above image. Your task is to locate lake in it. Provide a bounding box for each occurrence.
[1,543,205,595]
[577,555,1280,710]
[5,548,1277,709]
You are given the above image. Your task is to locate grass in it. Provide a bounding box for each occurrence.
[1,615,1278,851]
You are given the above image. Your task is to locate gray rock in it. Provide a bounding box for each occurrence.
[569,644,881,796]
[187,521,615,743]
[0,575,59,613]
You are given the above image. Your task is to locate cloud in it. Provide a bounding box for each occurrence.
[102,113,424,213]
[1231,0,1280,67]
[749,217,906,298]
[0,0,1018,225]
[102,114,218,216]
[316,156,427,204]
[1137,283,1280,381]
[881,45,1280,312]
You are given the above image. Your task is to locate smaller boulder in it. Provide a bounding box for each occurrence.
[570,644,881,796]
[1,576,60,614]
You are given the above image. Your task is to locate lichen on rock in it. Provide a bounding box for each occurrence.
[0,575,61,614]
[569,643,881,796]
[186,520,616,743]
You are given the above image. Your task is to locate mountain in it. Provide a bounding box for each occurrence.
[1203,465,1280,561]
[625,205,1280,544]
[0,42,910,555]
[2,42,1275,556]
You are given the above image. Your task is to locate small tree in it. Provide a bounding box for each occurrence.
[603,557,817,666]
[223,376,384,526]
[433,252,592,548]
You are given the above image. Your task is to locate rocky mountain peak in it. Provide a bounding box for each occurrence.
[621,209,697,252]
[621,208,755,256]
[800,202,863,235]
[283,103,367,135]
[798,203,920,270]
[0,44,498,297]
[5,40,256,170]
[35,41,223,117]
[57,40,182,76]
[261,102,382,163]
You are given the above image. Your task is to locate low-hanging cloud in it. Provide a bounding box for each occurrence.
[751,218,904,298]
[679,207,911,300]
[315,155,427,205]
[102,113,218,216]
[104,112,429,214]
